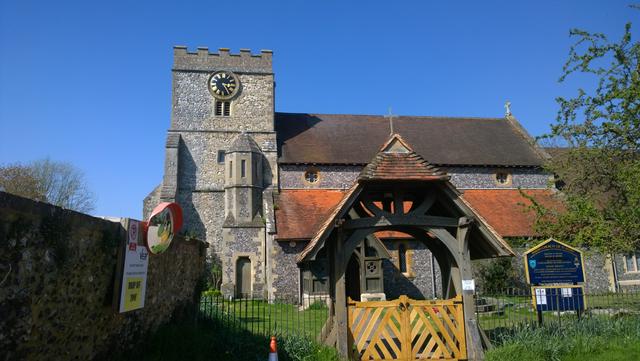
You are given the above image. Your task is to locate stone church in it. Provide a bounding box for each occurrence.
[144,46,586,301]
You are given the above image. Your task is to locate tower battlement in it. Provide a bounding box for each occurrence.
[173,46,273,73]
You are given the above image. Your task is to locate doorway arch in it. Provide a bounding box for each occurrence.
[345,253,361,301]
[235,257,251,298]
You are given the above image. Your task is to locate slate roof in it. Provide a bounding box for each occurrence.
[275,113,545,166]
[358,134,449,182]
[229,132,262,153]
[274,189,561,240]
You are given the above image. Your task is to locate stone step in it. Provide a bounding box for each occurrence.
[475,304,497,313]
[478,310,505,317]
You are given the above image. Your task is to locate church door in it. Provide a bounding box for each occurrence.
[345,253,361,301]
[236,257,251,298]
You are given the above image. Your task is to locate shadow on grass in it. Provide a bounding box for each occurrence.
[112,317,341,361]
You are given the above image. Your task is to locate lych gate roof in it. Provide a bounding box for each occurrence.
[359,134,449,182]
[275,113,545,166]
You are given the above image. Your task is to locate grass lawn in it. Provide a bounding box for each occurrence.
[485,316,640,361]
[199,296,329,338]
[562,341,640,361]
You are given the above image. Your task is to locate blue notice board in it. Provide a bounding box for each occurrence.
[532,286,585,312]
[524,239,585,284]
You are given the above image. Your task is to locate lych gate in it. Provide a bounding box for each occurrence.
[296,135,514,361]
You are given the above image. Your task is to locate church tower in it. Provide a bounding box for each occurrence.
[148,47,277,299]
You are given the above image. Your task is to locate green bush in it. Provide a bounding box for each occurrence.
[308,300,328,310]
[477,257,519,292]
[280,334,341,361]
[202,289,222,297]
[282,334,316,361]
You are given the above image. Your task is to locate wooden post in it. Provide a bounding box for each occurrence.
[457,219,484,361]
[334,226,349,358]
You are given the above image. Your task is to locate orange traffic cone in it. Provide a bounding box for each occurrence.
[268,336,278,361]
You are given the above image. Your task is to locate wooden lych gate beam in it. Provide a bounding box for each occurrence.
[341,215,459,229]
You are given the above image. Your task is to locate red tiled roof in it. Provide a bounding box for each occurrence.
[461,189,562,237]
[275,189,562,240]
[274,190,347,240]
[359,134,449,182]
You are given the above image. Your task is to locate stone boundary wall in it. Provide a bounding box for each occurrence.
[0,192,207,360]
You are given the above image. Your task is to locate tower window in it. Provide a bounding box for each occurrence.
[303,168,319,184]
[217,150,225,164]
[229,161,233,178]
[215,101,231,116]
[241,159,246,178]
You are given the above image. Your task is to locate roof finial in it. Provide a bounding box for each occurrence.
[505,100,512,117]
[384,107,396,135]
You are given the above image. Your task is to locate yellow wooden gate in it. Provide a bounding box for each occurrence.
[347,295,467,361]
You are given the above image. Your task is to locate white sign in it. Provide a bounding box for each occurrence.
[462,279,475,292]
[535,288,547,305]
[119,219,149,313]
[561,288,572,298]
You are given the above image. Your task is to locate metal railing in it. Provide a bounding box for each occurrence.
[475,286,640,338]
[198,287,640,344]
[198,293,332,340]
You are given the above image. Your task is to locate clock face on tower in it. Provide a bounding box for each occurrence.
[208,71,239,99]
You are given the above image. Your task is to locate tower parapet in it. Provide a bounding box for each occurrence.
[173,46,273,73]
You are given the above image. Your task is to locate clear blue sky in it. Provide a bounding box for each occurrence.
[0,1,637,219]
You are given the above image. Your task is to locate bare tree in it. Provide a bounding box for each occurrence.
[0,158,96,213]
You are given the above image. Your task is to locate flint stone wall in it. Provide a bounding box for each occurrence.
[382,240,442,300]
[278,165,550,190]
[221,227,265,298]
[272,240,307,301]
[0,192,207,361]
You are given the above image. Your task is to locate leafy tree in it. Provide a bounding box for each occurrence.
[0,164,46,201]
[0,158,96,213]
[533,9,640,254]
